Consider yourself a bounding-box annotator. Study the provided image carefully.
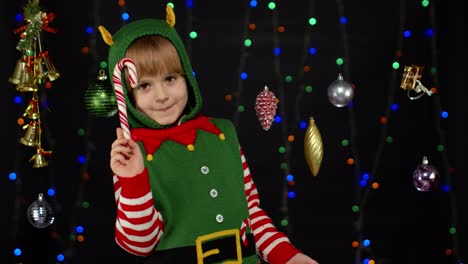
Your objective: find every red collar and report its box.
[131,115,222,154]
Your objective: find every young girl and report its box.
[103,5,319,264]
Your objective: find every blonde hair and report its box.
[124,35,185,92]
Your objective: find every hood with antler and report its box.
[99,5,202,129]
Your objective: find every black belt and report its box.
[136,233,256,264]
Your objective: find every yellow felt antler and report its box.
[98,25,114,46]
[166,5,175,27]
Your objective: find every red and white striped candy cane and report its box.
[112,58,138,139]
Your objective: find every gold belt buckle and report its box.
[195,229,242,264]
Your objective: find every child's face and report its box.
[132,71,188,126]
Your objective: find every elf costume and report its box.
[102,5,304,264]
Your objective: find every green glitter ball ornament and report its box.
[84,70,117,118]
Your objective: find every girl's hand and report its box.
[286,253,319,264]
[110,128,144,177]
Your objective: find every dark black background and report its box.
[1,0,465,263]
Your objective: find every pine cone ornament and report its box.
[255,86,277,131]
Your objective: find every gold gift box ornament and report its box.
[400,65,433,100]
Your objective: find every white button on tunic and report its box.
[201,166,210,174]
[216,214,224,223]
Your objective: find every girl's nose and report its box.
[153,85,168,102]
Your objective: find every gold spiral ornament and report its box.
[304,117,323,176]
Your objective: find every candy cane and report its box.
[112,58,138,139]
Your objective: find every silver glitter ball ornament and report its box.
[327,73,354,107]
[27,193,55,228]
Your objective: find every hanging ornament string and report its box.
[112,57,138,139]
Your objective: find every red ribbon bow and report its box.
[13,12,57,35]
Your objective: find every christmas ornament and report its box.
[327,73,354,107]
[36,51,60,82]
[10,0,56,168]
[400,65,432,100]
[304,117,323,176]
[20,121,40,147]
[29,147,52,168]
[412,156,439,192]
[14,57,38,92]
[9,57,29,86]
[27,193,55,228]
[254,86,277,131]
[23,92,40,120]
[84,69,117,118]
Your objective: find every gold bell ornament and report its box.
[23,92,40,120]
[8,58,27,85]
[304,117,323,176]
[39,51,60,82]
[20,121,40,147]
[33,56,46,82]
[15,59,38,92]
[29,147,52,168]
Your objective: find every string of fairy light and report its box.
[229,1,252,126]
[269,1,320,234]
[349,1,460,263]
[56,0,120,259]
[269,1,293,234]
[425,2,459,261]
[332,0,366,262]
[286,0,320,232]
[350,0,407,261]
[225,0,321,235]
[183,0,194,58]
[334,0,361,205]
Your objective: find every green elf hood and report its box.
[103,14,202,129]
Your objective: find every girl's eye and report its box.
[165,76,177,82]
[137,83,149,89]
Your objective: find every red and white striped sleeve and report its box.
[240,148,302,264]
[113,168,164,256]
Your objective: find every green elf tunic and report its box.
[131,116,259,263]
